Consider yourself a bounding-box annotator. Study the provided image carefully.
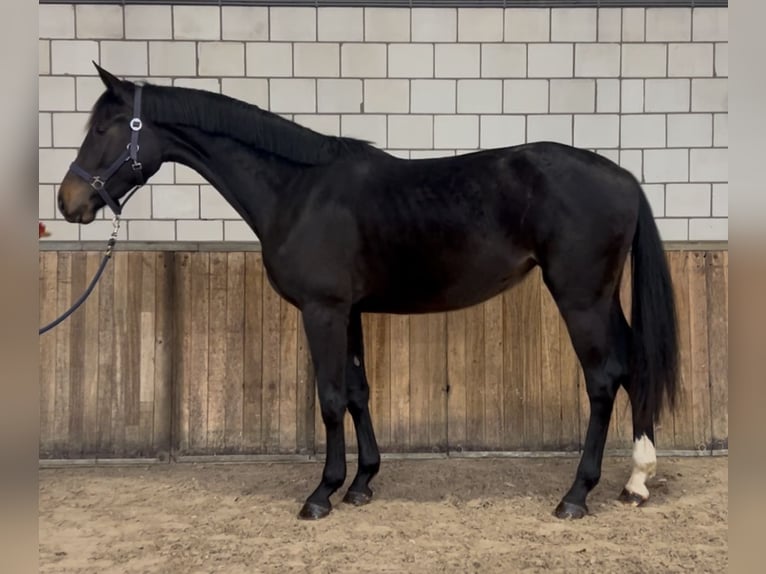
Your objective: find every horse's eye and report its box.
[95,125,107,135]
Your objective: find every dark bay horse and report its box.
[57,64,679,521]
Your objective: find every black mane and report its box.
[92,81,379,166]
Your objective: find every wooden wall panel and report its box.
[39,249,729,458]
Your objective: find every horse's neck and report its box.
[158,125,297,242]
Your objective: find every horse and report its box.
[56,63,679,521]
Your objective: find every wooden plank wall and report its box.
[38,249,728,458]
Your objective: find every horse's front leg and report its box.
[298,302,349,520]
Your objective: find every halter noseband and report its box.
[68,84,145,216]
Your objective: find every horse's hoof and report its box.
[618,488,648,507]
[343,489,372,506]
[554,500,588,519]
[298,502,331,520]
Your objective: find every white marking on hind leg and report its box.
[624,434,657,500]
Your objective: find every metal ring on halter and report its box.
[91,176,105,190]
[130,118,143,131]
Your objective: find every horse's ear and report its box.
[93,61,128,98]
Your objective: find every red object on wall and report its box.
[39,222,51,238]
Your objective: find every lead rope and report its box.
[38,215,122,335]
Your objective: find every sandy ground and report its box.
[39,455,727,574]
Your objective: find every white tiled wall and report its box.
[39,4,728,243]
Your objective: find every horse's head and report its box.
[57,63,162,224]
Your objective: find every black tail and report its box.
[630,190,680,426]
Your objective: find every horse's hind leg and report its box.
[342,309,381,505]
[553,296,630,518]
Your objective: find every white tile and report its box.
[363,80,409,113]
[221,79,269,108]
[574,115,619,148]
[481,44,526,78]
[551,8,597,42]
[642,184,665,217]
[52,113,89,148]
[714,114,728,147]
[666,183,710,217]
[293,115,340,137]
[411,80,456,114]
[597,79,620,113]
[39,77,75,112]
[412,9,456,42]
[318,8,363,42]
[693,8,728,41]
[388,115,432,149]
[75,219,127,240]
[667,114,712,148]
[128,220,176,241]
[621,115,665,148]
[246,43,292,77]
[39,5,74,39]
[712,184,728,217]
[575,44,620,78]
[621,80,644,113]
[149,42,196,76]
[622,8,645,42]
[458,8,503,42]
[411,150,454,159]
[480,115,526,149]
[51,41,99,75]
[668,43,714,78]
[598,8,621,42]
[689,218,727,241]
[656,218,688,241]
[715,43,728,78]
[505,8,549,42]
[691,79,728,112]
[503,80,548,114]
[435,44,480,78]
[645,79,690,112]
[173,78,220,93]
[646,8,691,41]
[387,149,411,159]
[622,44,667,78]
[317,79,362,113]
[177,221,223,242]
[434,116,479,149]
[549,79,595,113]
[528,44,573,78]
[690,148,727,182]
[148,163,175,185]
[389,45,433,78]
[342,44,387,78]
[38,220,79,241]
[644,149,689,183]
[76,77,105,112]
[76,4,123,39]
[195,194,238,228]
[270,79,316,113]
[198,43,245,77]
[597,149,620,164]
[457,80,502,114]
[125,6,172,40]
[174,164,207,185]
[39,113,52,148]
[527,115,572,145]
[620,150,644,184]
[39,186,55,220]
[101,41,149,77]
[341,115,386,147]
[365,8,409,42]
[152,185,199,219]
[39,148,76,184]
[173,6,220,40]
[119,186,152,220]
[294,43,340,78]
[39,40,50,75]
[222,7,268,41]
[224,221,258,242]
[270,7,316,41]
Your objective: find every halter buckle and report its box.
[90,176,105,190]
